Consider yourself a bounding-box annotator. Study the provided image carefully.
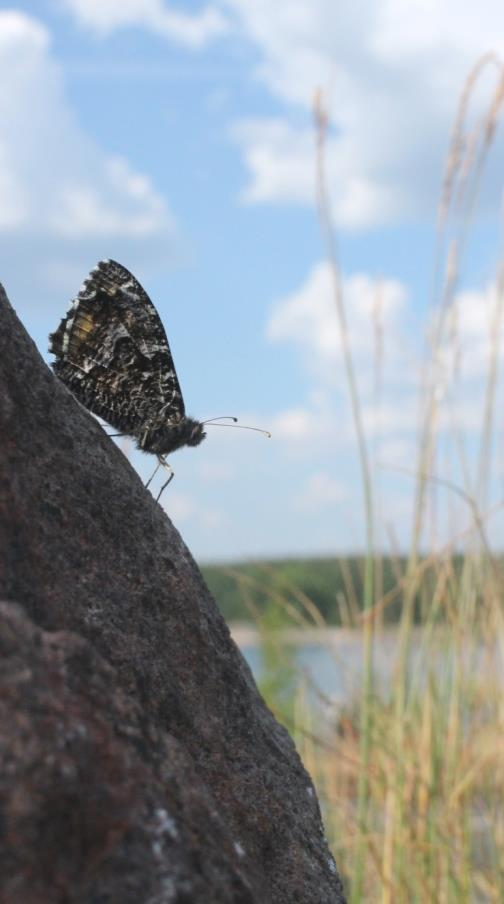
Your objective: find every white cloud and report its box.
[232,120,315,206]
[372,0,504,61]
[361,402,420,437]
[271,407,322,441]
[232,118,407,229]
[0,11,171,239]
[439,283,504,380]
[265,262,422,463]
[64,0,228,48]
[294,472,346,511]
[267,260,411,385]
[269,404,337,448]
[374,437,416,469]
[226,0,504,227]
[266,262,504,480]
[50,158,167,238]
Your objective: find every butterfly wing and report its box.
[49,259,185,437]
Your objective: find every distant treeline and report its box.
[201,556,467,625]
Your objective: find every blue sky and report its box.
[1,1,503,561]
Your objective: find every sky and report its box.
[1,1,504,561]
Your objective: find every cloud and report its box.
[294,472,346,511]
[268,403,343,453]
[265,261,421,461]
[0,10,172,239]
[232,118,407,229]
[63,0,228,48]
[49,159,167,238]
[271,407,325,441]
[437,283,504,381]
[265,261,504,477]
[374,437,417,470]
[267,260,411,386]
[226,0,504,227]
[232,120,316,207]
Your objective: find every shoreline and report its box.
[228,622,423,648]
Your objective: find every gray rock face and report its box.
[0,285,346,903]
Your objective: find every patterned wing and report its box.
[49,260,185,437]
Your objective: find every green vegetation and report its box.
[239,554,504,903]
[254,599,299,728]
[201,555,465,626]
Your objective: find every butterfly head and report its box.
[141,416,206,456]
[184,417,206,447]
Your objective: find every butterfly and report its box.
[49,259,206,499]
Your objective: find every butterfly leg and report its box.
[145,459,162,490]
[155,456,174,502]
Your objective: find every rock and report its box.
[0,285,346,903]
[0,602,257,904]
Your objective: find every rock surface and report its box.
[0,285,346,903]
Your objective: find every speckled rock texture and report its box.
[0,285,347,904]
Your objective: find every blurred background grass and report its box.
[201,57,504,903]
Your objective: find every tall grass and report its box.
[239,57,504,901]
[314,90,376,902]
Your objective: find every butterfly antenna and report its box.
[205,422,271,438]
[202,416,239,425]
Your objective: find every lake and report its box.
[230,624,503,707]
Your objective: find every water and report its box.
[235,627,503,707]
[240,633,397,705]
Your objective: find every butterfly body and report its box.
[49,259,206,460]
[137,416,206,456]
